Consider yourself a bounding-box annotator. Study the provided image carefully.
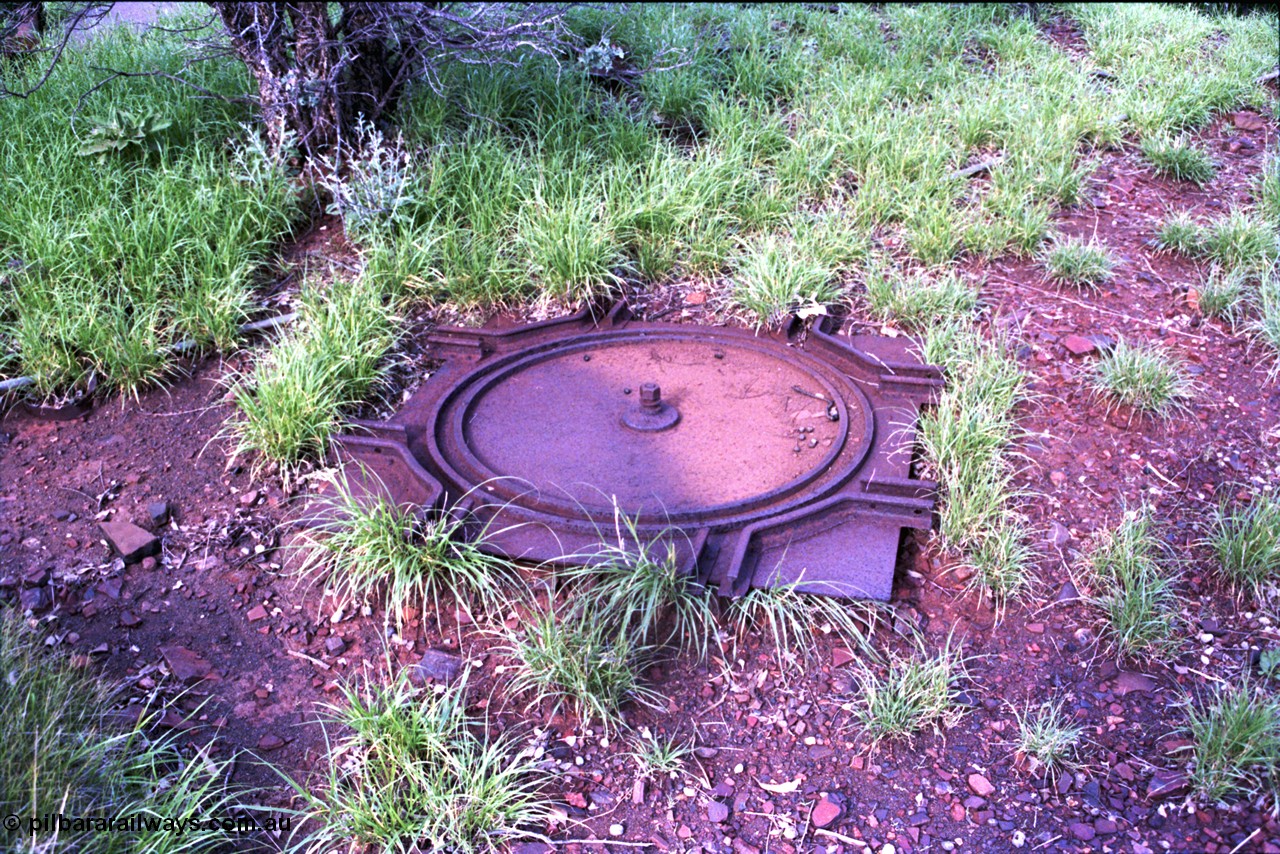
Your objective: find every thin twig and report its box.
[286,649,331,670]
[987,276,1209,342]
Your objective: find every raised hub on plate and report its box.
[622,383,679,433]
[332,304,943,601]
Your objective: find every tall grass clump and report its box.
[732,233,840,329]
[1084,506,1178,658]
[1196,265,1249,326]
[848,632,971,745]
[297,470,520,623]
[1183,680,1280,807]
[227,279,397,472]
[1254,270,1280,370]
[1207,492,1280,600]
[1013,700,1086,782]
[1141,135,1216,185]
[864,264,977,331]
[0,20,298,398]
[1042,237,1116,289]
[1089,339,1196,416]
[917,320,1028,549]
[505,610,661,737]
[0,611,246,854]
[561,511,718,661]
[289,678,555,853]
[727,581,881,673]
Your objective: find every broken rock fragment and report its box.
[99,520,160,564]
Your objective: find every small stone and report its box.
[708,801,730,823]
[247,604,269,622]
[119,610,142,628]
[1069,822,1095,841]
[1094,819,1118,835]
[19,586,51,612]
[1062,334,1097,356]
[968,774,996,797]
[239,490,261,507]
[140,556,156,572]
[413,649,463,683]
[148,501,170,525]
[257,734,285,751]
[684,291,707,306]
[1233,111,1265,131]
[98,520,160,564]
[1147,769,1190,800]
[832,647,856,667]
[1057,580,1080,602]
[1115,671,1156,695]
[1026,623,1045,634]
[53,509,72,522]
[160,645,212,684]
[609,823,624,837]
[1047,521,1071,550]
[324,636,346,655]
[811,792,847,828]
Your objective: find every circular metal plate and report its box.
[428,329,875,526]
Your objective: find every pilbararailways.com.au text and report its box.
[5,812,291,836]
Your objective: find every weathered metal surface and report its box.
[333,304,943,600]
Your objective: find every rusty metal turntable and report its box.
[334,304,943,600]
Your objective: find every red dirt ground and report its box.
[3,24,1279,854]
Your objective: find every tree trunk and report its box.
[210,2,344,158]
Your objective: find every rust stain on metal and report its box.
[333,304,943,601]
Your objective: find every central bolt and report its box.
[622,381,679,432]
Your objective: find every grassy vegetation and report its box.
[561,514,718,661]
[1013,700,1085,782]
[1207,493,1280,600]
[0,611,246,854]
[727,581,881,672]
[848,633,970,745]
[864,264,978,331]
[296,470,521,624]
[1084,507,1179,658]
[1197,265,1250,325]
[916,319,1033,609]
[227,280,399,473]
[505,610,661,738]
[0,21,298,399]
[290,678,555,853]
[1042,237,1117,288]
[1183,680,1280,807]
[1089,339,1196,416]
[628,729,695,782]
[1141,135,1216,185]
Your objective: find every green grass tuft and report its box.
[1196,265,1249,326]
[289,678,555,853]
[1013,699,1085,782]
[1207,493,1280,600]
[728,581,881,674]
[505,610,662,737]
[1084,506,1179,658]
[297,469,520,624]
[0,611,245,854]
[864,264,977,330]
[227,280,398,473]
[1089,339,1196,416]
[732,233,841,329]
[848,632,970,745]
[1183,680,1280,807]
[1141,135,1216,185]
[1155,212,1207,255]
[1043,237,1117,288]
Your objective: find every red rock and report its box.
[98,520,160,564]
[1062,335,1097,356]
[119,611,142,628]
[1233,111,1265,131]
[832,647,856,667]
[967,773,995,797]
[685,291,707,306]
[1069,821,1096,841]
[160,645,212,684]
[257,734,285,751]
[811,793,846,828]
[247,604,268,622]
[1147,769,1190,800]
[1115,671,1156,695]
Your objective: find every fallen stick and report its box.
[1257,69,1279,85]
[950,158,1000,180]
[286,649,331,671]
